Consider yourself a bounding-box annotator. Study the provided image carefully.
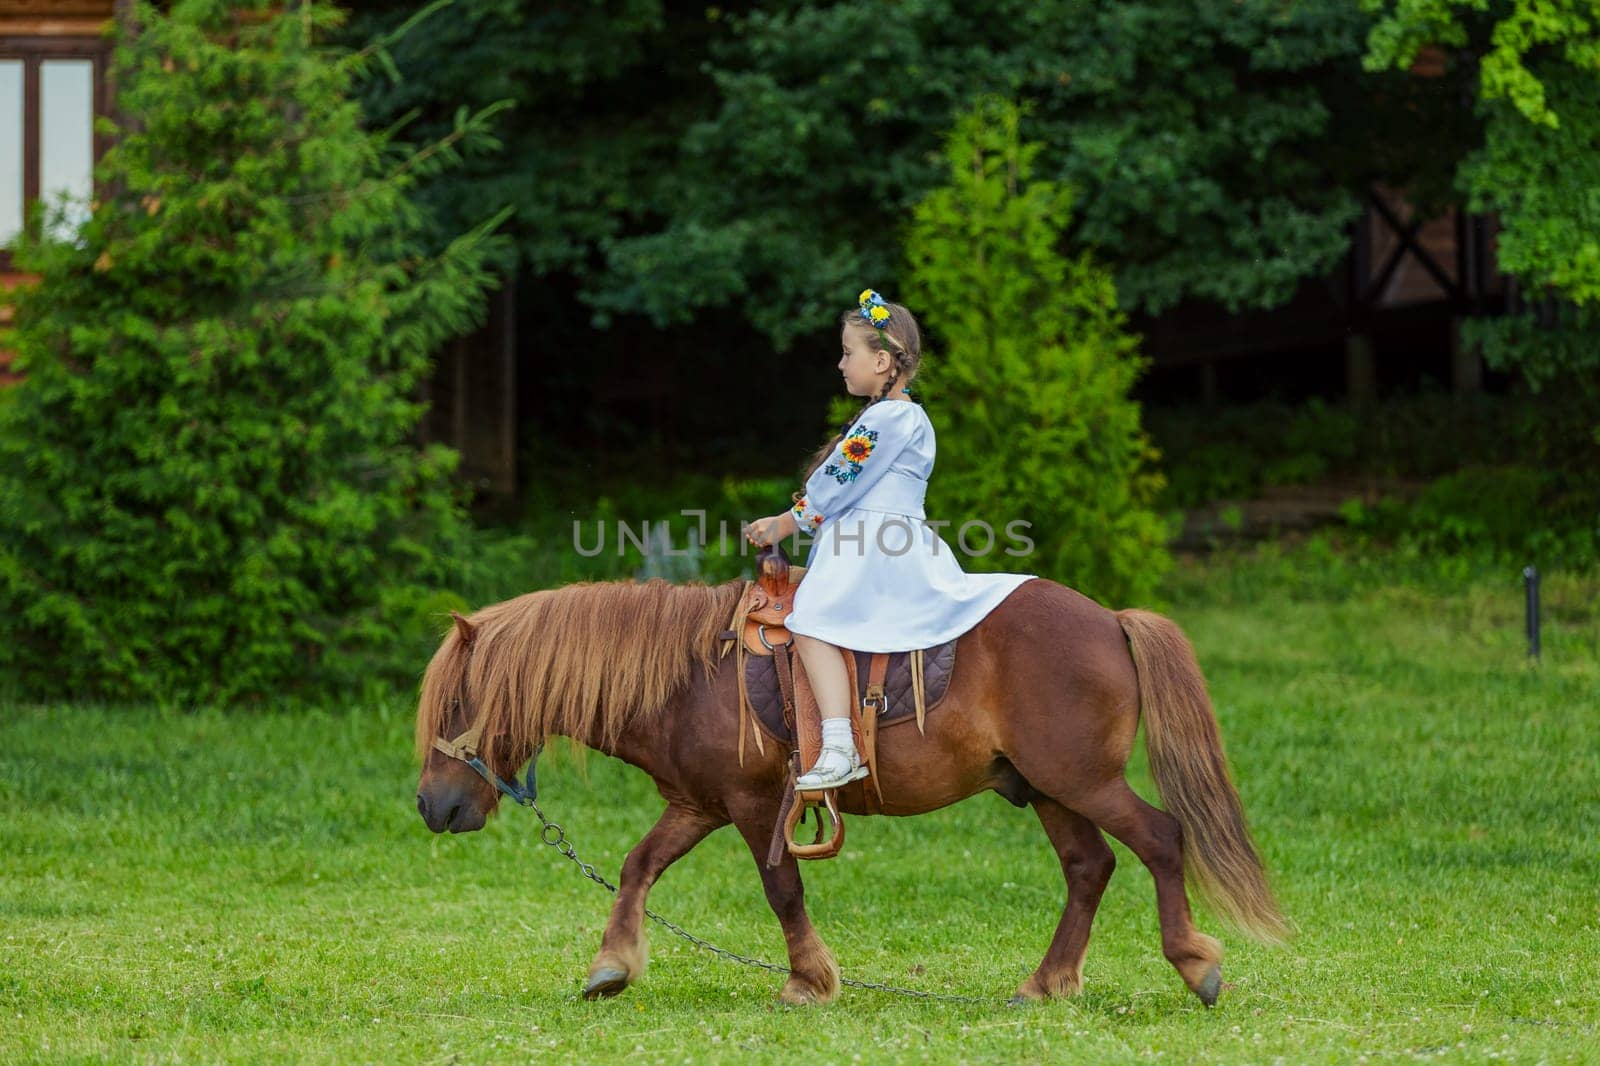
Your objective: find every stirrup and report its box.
[795,745,870,791]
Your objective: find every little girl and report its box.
[745,289,1036,790]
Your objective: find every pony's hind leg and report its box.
[1070,780,1225,1005]
[730,805,840,1005]
[584,803,725,999]
[1012,798,1116,1003]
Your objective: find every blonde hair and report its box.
[795,301,926,488]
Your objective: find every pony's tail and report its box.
[1117,608,1289,945]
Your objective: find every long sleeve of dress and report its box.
[789,401,920,531]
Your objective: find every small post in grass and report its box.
[1523,565,1541,660]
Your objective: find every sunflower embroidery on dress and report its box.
[790,496,824,529]
[824,426,879,485]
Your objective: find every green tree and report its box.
[352,1,1414,349]
[905,96,1171,607]
[1364,0,1600,380]
[593,0,1388,344]
[1363,0,1600,529]
[346,0,674,276]
[0,0,508,704]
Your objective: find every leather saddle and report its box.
[716,545,958,864]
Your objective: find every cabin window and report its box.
[0,42,109,262]
[0,61,22,245]
[40,59,96,238]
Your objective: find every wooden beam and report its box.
[22,55,37,210]
[1450,317,1482,395]
[0,19,112,35]
[0,0,114,37]
[1408,44,1447,78]
[493,278,518,494]
[1345,333,1377,410]
[1367,189,1461,304]
[0,1,114,13]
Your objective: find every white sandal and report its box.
[795,743,870,791]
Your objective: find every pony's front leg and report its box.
[730,805,841,1005]
[584,803,724,999]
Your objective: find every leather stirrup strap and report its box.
[862,652,890,805]
[911,647,926,734]
[767,751,802,868]
[772,643,798,735]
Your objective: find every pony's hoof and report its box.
[1195,964,1222,1007]
[778,981,822,1006]
[583,966,630,1000]
[1006,995,1035,1008]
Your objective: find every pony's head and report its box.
[413,579,746,834]
[413,609,526,833]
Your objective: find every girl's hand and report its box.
[744,512,797,548]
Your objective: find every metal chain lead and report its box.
[520,797,992,1004]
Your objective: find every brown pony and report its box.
[413,574,1287,1006]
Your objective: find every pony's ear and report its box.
[450,610,478,647]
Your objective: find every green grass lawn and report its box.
[3,546,1597,1064]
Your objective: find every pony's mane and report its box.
[415,577,746,760]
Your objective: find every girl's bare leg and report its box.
[790,633,867,787]
[791,633,851,720]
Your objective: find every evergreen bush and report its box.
[904,95,1172,607]
[0,0,508,704]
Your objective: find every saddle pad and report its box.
[743,640,959,745]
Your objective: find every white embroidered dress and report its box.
[783,398,1037,653]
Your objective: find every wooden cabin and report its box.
[1136,46,1508,408]
[1135,182,1505,407]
